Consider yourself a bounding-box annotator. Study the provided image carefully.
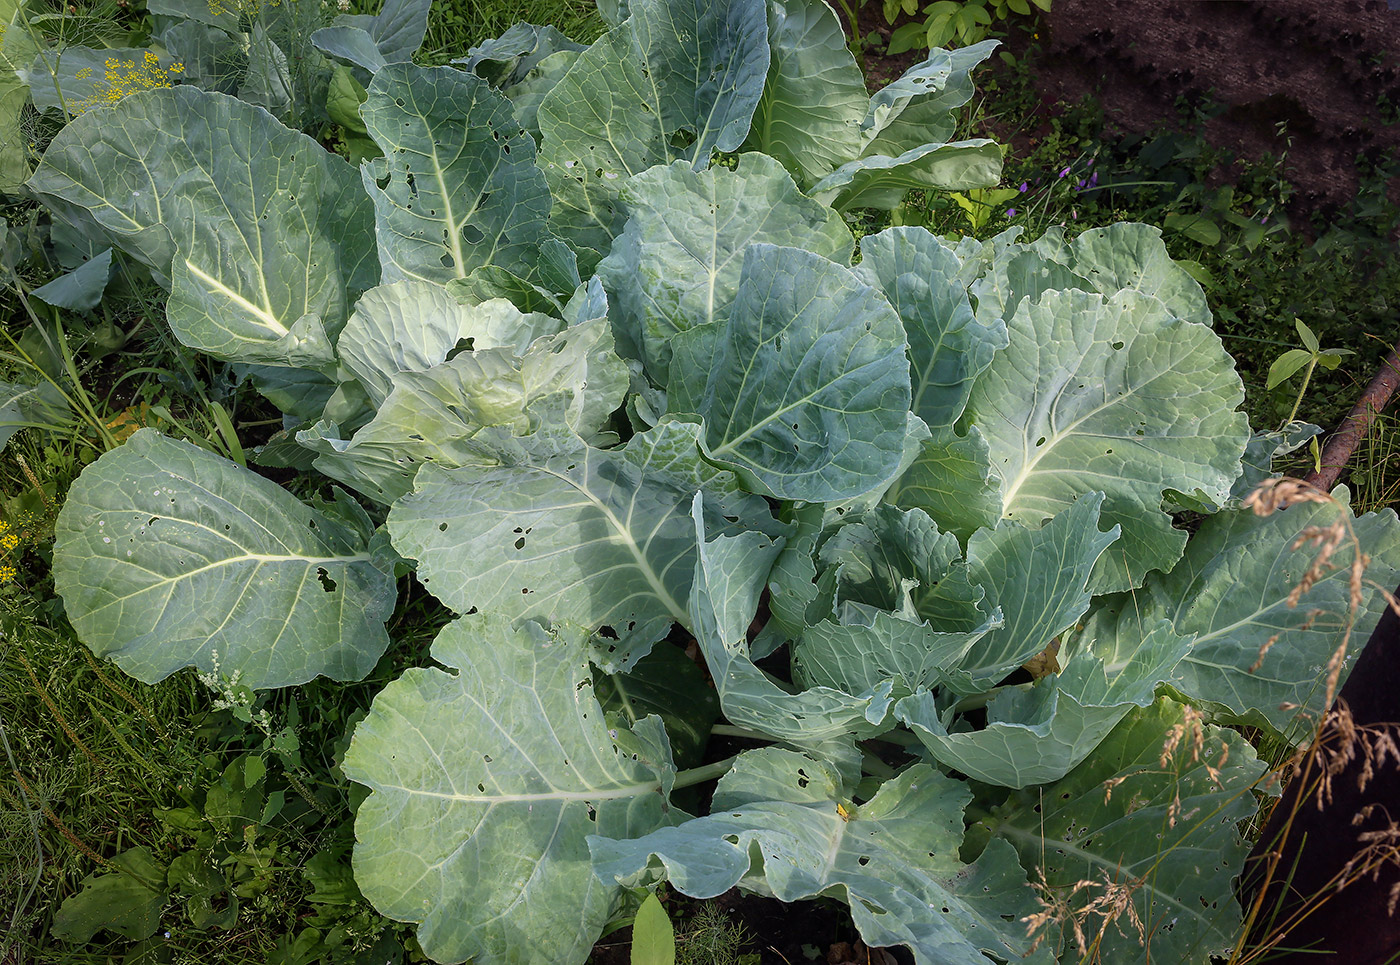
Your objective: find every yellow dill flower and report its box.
[75,67,92,79]
[0,532,17,552]
[0,565,14,583]
[72,53,185,115]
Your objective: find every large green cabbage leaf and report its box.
[360,64,555,286]
[687,244,911,502]
[1077,492,1400,740]
[985,699,1267,963]
[53,429,397,688]
[856,226,1006,431]
[596,153,853,382]
[743,0,866,186]
[27,87,377,369]
[942,492,1119,691]
[591,748,1051,965]
[967,288,1248,592]
[343,612,677,965]
[389,423,779,671]
[898,621,1193,787]
[537,0,770,267]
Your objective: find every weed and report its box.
[676,901,755,965]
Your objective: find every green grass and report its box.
[416,0,603,61]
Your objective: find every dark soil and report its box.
[1019,0,1400,225]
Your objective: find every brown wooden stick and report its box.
[1304,340,1400,492]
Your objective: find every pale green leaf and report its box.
[988,699,1266,964]
[53,430,397,688]
[28,87,377,368]
[967,224,1210,328]
[859,43,995,158]
[537,0,770,267]
[29,248,112,311]
[344,613,675,965]
[305,316,626,504]
[326,64,368,134]
[743,0,866,186]
[1227,421,1321,506]
[631,893,676,965]
[310,0,430,72]
[388,423,777,669]
[688,498,894,745]
[886,423,1000,544]
[944,492,1119,692]
[1067,223,1212,326]
[591,750,1050,965]
[361,64,554,286]
[793,598,1000,698]
[899,621,1192,787]
[810,138,1002,212]
[970,288,1248,592]
[597,154,853,381]
[336,281,562,407]
[1265,348,1312,390]
[459,22,586,88]
[1294,317,1319,353]
[696,244,911,502]
[856,226,1006,430]
[1077,494,1400,740]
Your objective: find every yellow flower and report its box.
[0,565,15,583]
[72,52,185,114]
[75,66,92,79]
[0,532,18,552]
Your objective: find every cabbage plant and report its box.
[28,0,1400,962]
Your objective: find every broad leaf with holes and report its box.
[968,288,1248,592]
[596,153,853,381]
[302,315,627,504]
[53,430,396,688]
[344,613,676,965]
[389,422,779,670]
[537,0,770,267]
[361,64,555,286]
[591,749,1051,965]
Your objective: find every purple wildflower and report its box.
[1088,171,1098,188]
[1019,181,1029,192]
[1058,166,1071,178]
[1006,208,1017,217]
